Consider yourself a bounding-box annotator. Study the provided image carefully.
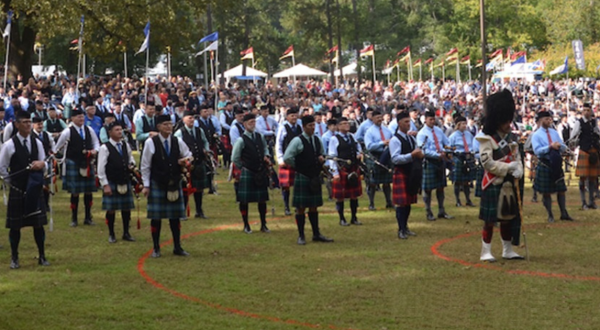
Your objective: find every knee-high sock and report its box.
[169,219,182,251]
[336,201,345,220]
[589,179,597,205]
[557,193,568,217]
[464,185,472,203]
[482,223,494,244]
[542,195,554,218]
[454,185,461,204]
[295,213,306,238]
[183,193,190,210]
[239,203,249,227]
[395,207,406,231]
[308,211,320,237]
[122,211,131,235]
[234,182,239,199]
[282,189,290,209]
[436,189,446,214]
[350,199,359,218]
[193,192,203,214]
[84,193,93,220]
[9,229,20,259]
[150,220,161,251]
[33,227,45,257]
[500,222,512,241]
[405,205,412,228]
[382,184,392,205]
[423,190,432,212]
[258,202,267,226]
[70,195,79,221]
[367,185,375,206]
[106,212,116,236]
[579,180,587,205]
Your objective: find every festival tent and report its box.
[223,64,268,79]
[334,62,366,77]
[273,63,327,78]
[492,63,544,82]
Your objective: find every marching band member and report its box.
[256,105,278,159]
[571,102,600,210]
[321,118,338,200]
[32,115,54,209]
[448,115,475,207]
[364,110,394,210]
[276,107,303,216]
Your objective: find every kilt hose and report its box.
[62,159,98,194]
[278,165,296,188]
[534,162,567,194]
[292,172,323,208]
[237,168,269,204]
[451,155,475,184]
[6,186,47,229]
[365,157,392,185]
[475,164,484,198]
[332,168,362,200]
[422,158,447,191]
[392,167,417,207]
[102,182,135,211]
[576,149,600,177]
[147,180,185,220]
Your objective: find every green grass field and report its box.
[1,168,600,330]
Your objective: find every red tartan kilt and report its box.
[210,145,219,158]
[332,168,362,199]
[221,135,232,152]
[278,165,295,188]
[232,163,242,182]
[393,167,417,206]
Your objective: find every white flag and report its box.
[2,11,12,38]
[135,22,150,56]
[195,40,218,57]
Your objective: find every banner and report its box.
[572,40,585,70]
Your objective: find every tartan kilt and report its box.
[451,156,475,183]
[292,172,323,208]
[220,135,232,153]
[332,168,362,200]
[278,165,296,188]
[479,182,524,223]
[102,182,135,211]
[475,164,484,197]
[534,162,567,194]
[191,162,207,190]
[62,159,98,194]
[147,180,185,220]
[422,159,447,191]
[231,163,242,182]
[575,149,600,177]
[365,157,393,184]
[392,167,417,207]
[237,168,270,203]
[5,187,47,229]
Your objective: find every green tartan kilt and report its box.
[102,182,135,211]
[475,164,484,197]
[237,168,269,204]
[190,162,206,190]
[479,181,524,224]
[533,163,566,194]
[292,172,323,208]
[422,159,447,191]
[147,180,185,220]
[62,159,98,194]
[366,157,393,184]
[451,156,475,183]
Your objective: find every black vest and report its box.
[45,119,63,133]
[113,113,127,128]
[9,135,39,190]
[198,117,216,139]
[180,126,206,164]
[335,134,358,168]
[222,111,234,135]
[105,142,130,184]
[142,116,157,133]
[150,135,181,189]
[393,132,415,173]
[35,131,51,156]
[283,124,301,154]
[234,122,245,138]
[241,133,265,173]
[578,118,596,152]
[561,123,570,143]
[295,135,322,179]
[66,126,92,163]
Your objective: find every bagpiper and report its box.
[276,107,303,215]
[448,115,476,207]
[571,102,600,209]
[364,110,394,210]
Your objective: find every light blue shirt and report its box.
[448,130,474,154]
[365,124,392,154]
[113,112,132,131]
[390,130,415,165]
[314,122,327,138]
[135,115,156,142]
[321,130,335,152]
[532,126,566,159]
[327,132,362,176]
[388,119,398,134]
[256,115,278,138]
[229,120,244,146]
[219,110,233,131]
[355,119,373,143]
[416,125,449,159]
[210,115,222,136]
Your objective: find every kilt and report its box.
[237,168,270,203]
[191,162,207,190]
[479,181,523,223]
[534,162,567,194]
[451,155,475,183]
[6,186,47,229]
[332,168,362,200]
[278,165,296,188]
[147,180,185,220]
[422,159,447,191]
[575,149,600,177]
[365,157,393,185]
[220,135,232,153]
[474,164,484,197]
[62,159,98,194]
[102,182,135,211]
[392,168,417,207]
[292,172,323,208]
[528,155,537,181]
[231,163,242,182]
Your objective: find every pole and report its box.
[3,28,9,90]
[468,60,472,81]
[480,0,487,111]
[252,56,256,86]
[431,62,434,81]
[419,63,422,81]
[76,44,81,81]
[292,53,296,86]
[214,43,219,111]
[124,51,128,78]
[83,54,86,78]
[335,50,340,88]
[409,54,413,81]
[371,54,376,85]
[167,48,171,79]
[387,72,390,86]
[38,46,42,66]
[210,53,214,85]
[442,63,445,81]
[144,38,149,107]
[204,42,208,87]
[396,63,400,83]
[456,60,460,83]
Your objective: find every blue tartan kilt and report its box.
[292,172,323,208]
[147,180,185,220]
[422,159,447,191]
[102,182,135,211]
[534,162,567,194]
[365,157,393,184]
[278,165,296,188]
[451,156,475,183]
[237,168,270,204]
[62,159,98,194]
[475,164,484,197]
[393,168,417,207]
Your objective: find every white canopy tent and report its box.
[334,62,365,77]
[492,63,544,82]
[273,63,327,78]
[223,64,268,79]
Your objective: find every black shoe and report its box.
[405,229,417,236]
[339,218,349,226]
[312,234,334,243]
[368,205,376,211]
[560,215,574,221]
[350,217,362,225]
[243,225,252,234]
[10,259,19,269]
[427,212,436,221]
[456,202,463,207]
[465,201,475,207]
[83,218,95,226]
[151,249,161,258]
[589,203,598,210]
[70,221,78,227]
[173,249,190,256]
[195,211,208,219]
[260,225,270,233]
[108,235,117,244]
[398,231,408,239]
[531,197,538,203]
[438,212,454,219]
[38,256,50,266]
[385,204,394,209]
[284,208,292,216]
[548,217,555,223]
[122,233,136,242]
[582,204,590,210]
[297,237,306,245]
[208,189,216,195]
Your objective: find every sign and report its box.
[572,40,585,70]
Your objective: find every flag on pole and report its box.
[475,60,483,68]
[195,40,218,57]
[326,45,338,54]
[198,32,219,44]
[486,62,495,71]
[70,39,78,44]
[280,45,294,60]
[2,10,12,38]
[435,60,445,68]
[531,59,546,71]
[135,21,150,56]
[511,56,526,65]
[446,48,458,58]
[489,49,503,63]
[397,46,410,57]
[77,15,85,53]
[446,56,458,65]
[549,56,568,75]
[385,59,391,69]
[413,59,422,67]
[424,58,434,65]
[399,53,410,62]
[360,45,374,57]
[460,56,470,65]
[240,47,254,60]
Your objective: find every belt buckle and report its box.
[498,139,508,149]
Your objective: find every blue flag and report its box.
[511,56,526,65]
[3,10,12,38]
[199,32,218,44]
[135,21,150,55]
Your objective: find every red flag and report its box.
[446,48,458,56]
[280,45,294,59]
[424,58,434,65]
[70,39,79,44]
[240,47,253,56]
[489,49,503,58]
[326,45,338,54]
[385,59,391,69]
[397,46,410,57]
[360,45,374,56]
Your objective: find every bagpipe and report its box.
[325,156,361,187]
[363,152,393,173]
[181,159,197,217]
[265,157,280,189]
[407,136,427,195]
[212,133,226,155]
[128,165,144,229]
